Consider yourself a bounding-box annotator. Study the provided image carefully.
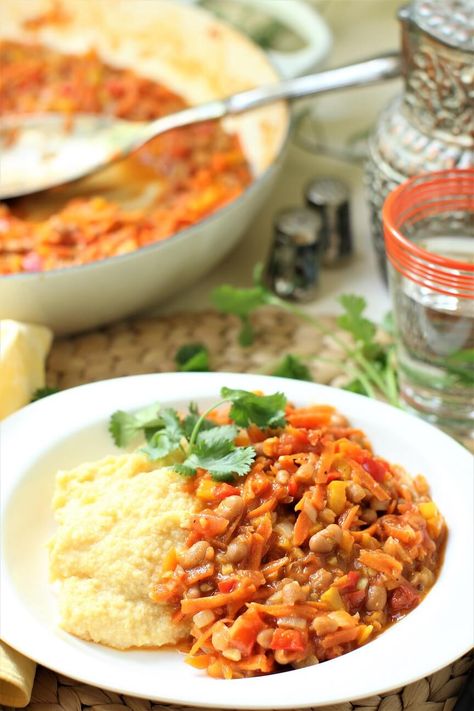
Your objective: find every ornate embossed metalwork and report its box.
[364,0,474,279]
[403,37,474,139]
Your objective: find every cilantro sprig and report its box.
[212,266,401,407]
[31,386,59,402]
[271,354,313,382]
[175,343,210,372]
[109,386,287,481]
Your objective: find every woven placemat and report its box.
[45,309,352,391]
[17,308,474,711]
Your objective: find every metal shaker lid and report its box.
[305,178,352,266]
[305,178,350,208]
[275,207,322,244]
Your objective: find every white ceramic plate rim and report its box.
[1,372,473,709]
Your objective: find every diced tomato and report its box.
[337,571,360,592]
[278,428,310,454]
[214,483,240,500]
[327,471,341,483]
[360,457,387,483]
[344,589,366,611]
[228,609,265,655]
[287,478,299,497]
[218,577,237,594]
[389,584,420,613]
[270,628,306,653]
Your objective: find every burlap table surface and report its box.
[3,308,472,711]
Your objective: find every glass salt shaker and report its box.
[366,0,474,279]
[383,168,474,440]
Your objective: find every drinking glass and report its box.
[383,169,474,440]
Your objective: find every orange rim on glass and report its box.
[383,169,474,299]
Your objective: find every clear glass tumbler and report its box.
[383,169,474,440]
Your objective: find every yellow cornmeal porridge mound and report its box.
[49,452,199,649]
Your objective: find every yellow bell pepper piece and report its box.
[340,529,354,554]
[196,478,216,501]
[357,624,374,645]
[427,516,443,539]
[320,586,345,611]
[419,502,437,520]
[327,480,347,515]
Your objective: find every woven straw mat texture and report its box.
[11,308,473,711]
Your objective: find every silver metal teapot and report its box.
[365,0,474,277]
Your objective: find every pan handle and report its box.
[226,52,401,114]
[233,0,332,78]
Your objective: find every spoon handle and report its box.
[227,52,401,113]
[136,53,401,149]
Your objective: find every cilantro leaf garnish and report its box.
[174,463,198,478]
[183,447,256,482]
[271,354,312,382]
[175,343,210,372]
[140,409,184,460]
[180,437,256,482]
[109,402,162,447]
[220,387,287,428]
[196,425,238,448]
[109,387,286,481]
[182,402,217,439]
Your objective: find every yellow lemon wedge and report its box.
[0,320,53,420]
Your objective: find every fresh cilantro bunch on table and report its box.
[109,387,287,482]
[174,343,210,372]
[212,265,400,407]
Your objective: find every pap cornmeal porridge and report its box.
[48,452,199,649]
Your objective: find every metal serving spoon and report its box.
[0,53,400,200]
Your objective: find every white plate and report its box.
[1,372,473,709]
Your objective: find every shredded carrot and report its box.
[248,533,265,570]
[311,483,327,511]
[236,654,274,673]
[260,556,289,580]
[185,653,214,669]
[351,521,380,541]
[287,406,335,429]
[315,445,335,483]
[358,550,403,578]
[251,602,324,619]
[340,505,360,530]
[248,496,278,518]
[320,626,360,649]
[181,584,256,615]
[381,519,417,544]
[293,510,313,546]
[352,463,390,501]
